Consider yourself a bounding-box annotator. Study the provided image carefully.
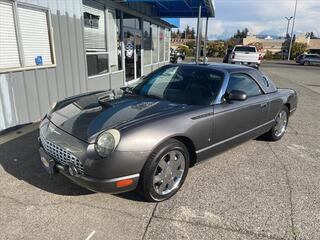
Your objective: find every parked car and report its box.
[39,63,297,202]
[228,45,263,68]
[296,54,320,65]
[170,48,185,63]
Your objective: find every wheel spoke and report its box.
[158,158,167,170]
[158,180,168,192]
[169,151,176,161]
[167,178,175,190]
[173,168,184,178]
[153,172,164,184]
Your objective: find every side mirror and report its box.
[226,90,247,101]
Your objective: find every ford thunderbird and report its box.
[39,63,297,201]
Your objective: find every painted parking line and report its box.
[0,122,39,145]
[85,230,96,240]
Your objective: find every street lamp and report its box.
[285,16,293,38]
[288,0,298,60]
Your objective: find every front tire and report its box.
[138,139,190,202]
[263,106,289,141]
[304,61,310,66]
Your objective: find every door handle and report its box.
[260,103,267,108]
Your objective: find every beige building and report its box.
[243,34,320,55]
[296,35,320,53]
[243,35,288,55]
[171,38,195,50]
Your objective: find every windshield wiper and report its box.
[120,86,134,94]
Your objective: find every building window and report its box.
[0,1,55,72]
[165,29,170,61]
[159,28,165,62]
[143,21,151,65]
[108,9,122,72]
[83,3,108,76]
[84,12,100,29]
[123,12,140,29]
[86,52,109,76]
[151,24,158,64]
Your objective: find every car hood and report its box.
[49,91,185,143]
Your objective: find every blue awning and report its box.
[161,18,180,28]
[124,0,215,18]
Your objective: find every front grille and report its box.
[40,135,84,174]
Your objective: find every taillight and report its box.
[231,53,235,59]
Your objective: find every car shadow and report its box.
[0,129,144,201]
[0,130,92,196]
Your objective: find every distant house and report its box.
[171,38,195,50]
[243,35,289,57]
[243,34,320,56]
[295,35,320,54]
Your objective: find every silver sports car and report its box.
[39,63,298,201]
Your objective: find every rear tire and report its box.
[138,139,189,202]
[262,106,289,141]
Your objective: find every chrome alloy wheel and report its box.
[153,150,186,195]
[274,110,288,137]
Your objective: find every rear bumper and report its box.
[232,61,260,66]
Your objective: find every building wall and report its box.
[243,35,287,55]
[0,0,171,131]
[0,0,87,131]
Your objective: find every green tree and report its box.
[177,45,190,55]
[176,29,180,37]
[171,31,177,38]
[224,37,240,49]
[305,32,317,39]
[190,28,195,39]
[186,41,195,50]
[264,50,273,60]
[207,41,225,57]
[233,28,249,39]
[291,42,308,59]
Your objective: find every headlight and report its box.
[95,129,120,157]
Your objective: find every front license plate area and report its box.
[39,148,56,175]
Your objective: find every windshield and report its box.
[132,65,225,105]
[234,46,256,52]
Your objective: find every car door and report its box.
[211,73,269,153]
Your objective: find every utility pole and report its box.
[285,16,293,38]
[288,0,298,60]
[195,3,202,64]
[203,17,209,63]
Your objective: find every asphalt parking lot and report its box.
[0,61,319,240]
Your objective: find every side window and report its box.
[227,73,262,97]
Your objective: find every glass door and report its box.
[124,28,141,82]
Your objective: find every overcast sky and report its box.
[177,0,320,40]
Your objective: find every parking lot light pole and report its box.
[288,0,298,61]
[195,2,202,64]
[285,16,293,38]
[203,17,209,63]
